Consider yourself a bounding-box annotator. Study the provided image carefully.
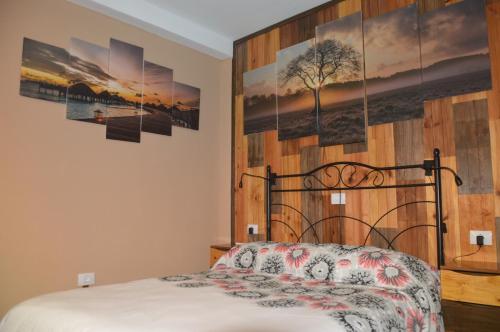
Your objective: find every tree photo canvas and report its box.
[316,11,365,147]
[277,39,317,141]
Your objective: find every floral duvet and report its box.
[0,243,442,332]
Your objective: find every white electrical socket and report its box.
[469,230,492,245]
[331,193,346,205]
[78,273,95,287]
[248,224,259,234]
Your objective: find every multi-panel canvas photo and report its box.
[105,39,144,143]
[420,0,491,100]
[66,38,109,124]
[316,12,365,147]
[364,4,423,126]
[243,63,277,135]
[141,61,173,136]
[277,39,317,141]
[20,38,70,103]
[172,82,200,130]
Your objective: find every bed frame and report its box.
[240,148,462,269]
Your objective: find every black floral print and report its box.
[160,275,192,282]
[241,274,272,282]
[347,294,386,310]
[342,270,375,285]
[176,282,211,288]
[322,287,362,297]
[329,310,378,332]
[399,255,429,283]
[384,317,405,332]
[331,245,363,256]
[226,290,268,299]
[234,247,258,268]
[257,298,304,308]
[404,285,431,313]
[304,254,336,280]
[205,273,232,280]
[279,286,313,295]
[252,280,281,289]
[260,254,285,274]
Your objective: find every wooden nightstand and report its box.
[441,261,500,307]
[209,244,231,267]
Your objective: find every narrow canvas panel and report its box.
[316,11,365,147]
[20,37,70,103]
[420,0,492,100]
[105,38,144,143]
[66,38,109,124]
[364,4,423,126]
[141,61,173,136]
[172,82,200,130]
[243,63,277,135]
[277,38,317,141]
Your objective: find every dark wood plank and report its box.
[233,42,247,96]
[343,142,368,155]
[300,145,323,243]
[247,133,264,168]
[453,100,493,194]
[442,300,500,332]
[279,14,317,50]
[393,119,424,181]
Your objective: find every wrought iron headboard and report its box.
[239,148,462,269]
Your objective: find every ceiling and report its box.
[69,0,331,59]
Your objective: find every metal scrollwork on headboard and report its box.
[238,148,463,269]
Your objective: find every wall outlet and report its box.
[331,193,346,205]
[469,230,492,245]
[78,273,95,287]
[248,224,259,234]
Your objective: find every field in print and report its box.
[243,63,277,135]
[364,4,422,126]
[316,11,365,147]
[420,0,491,99]
[277,39,317,141]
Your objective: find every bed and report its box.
[0,242,442,332]
[0,149,459,331]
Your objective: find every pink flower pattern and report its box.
[285,246,310,268]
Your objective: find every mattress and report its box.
[0,243,443,332]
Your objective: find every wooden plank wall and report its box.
[232,0,500,266]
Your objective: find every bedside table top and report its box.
[442,260,500,275]
[210,244,232,251]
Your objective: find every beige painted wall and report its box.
[0,0,232,317]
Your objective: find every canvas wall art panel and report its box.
[141,61,173,136]
[316,11,365,147]
[277,38,317,141]
[364,3,423,126]
[105,38,144,143]
[172,82,200,130]
[243,63,277,135]
[20,38,70,103]
[420,0,491,100]
[66,38,110,124]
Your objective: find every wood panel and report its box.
[442,300,500,332]
[441,270,500,306]
[453,99,493,195]
[232,0,500,268]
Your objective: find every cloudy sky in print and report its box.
[420,0,489,68]
[67,38,111,93]
[143,61,173,107]
[108,38,144,104]
[277,38,315,95]
[364,4,420,79]
[174,82,200,109]
[20,38,71,86]
[316,11,363,84]
[243,63,276,99]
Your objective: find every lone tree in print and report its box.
[279,39,362,112]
